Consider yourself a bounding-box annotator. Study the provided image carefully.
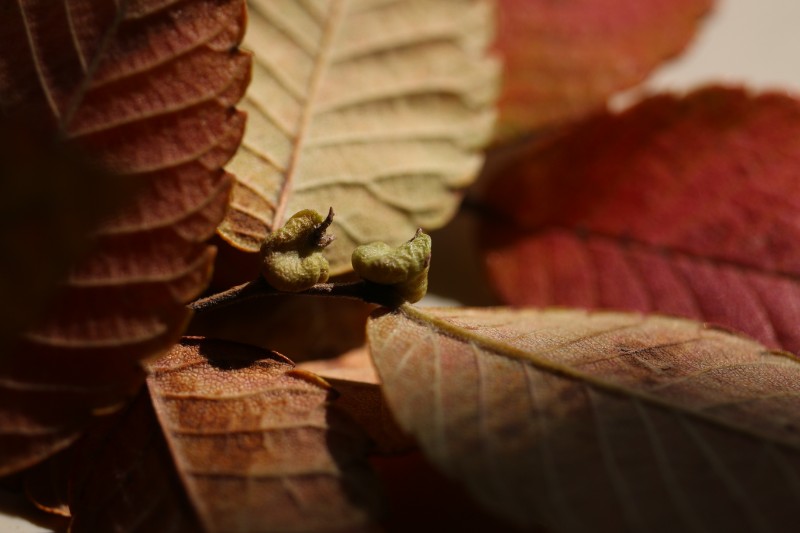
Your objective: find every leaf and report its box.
[481,88,800,353]
[187,294,373,362]
[68,392,202,533]
[368,305,800,531]
[23,446,72,518]
[298,346,416,455]
[0,0,250,473]
[218,0,499,274]
[493,0,713,139]
[298,345,380,384]
[146,337,383,532]
[0,120,124,352]
[371,451,532,532]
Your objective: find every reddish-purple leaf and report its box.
[0,0,250,474]
[494,0,713,139]
[481,87,800,352]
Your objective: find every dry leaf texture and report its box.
[0,0,250,473]
[494,0,712,138]
[219,0,499,274]
[147,338,382,532]
[482,88,800,354]
[69,393,202,532]
[369,305,800,532]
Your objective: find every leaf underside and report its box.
[369,305,800,532]
[0,0,250,474]
[146,338,382,532]
[482,87,800,354]
[218,0,499,274]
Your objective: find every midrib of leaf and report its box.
[399,305,800,452]
[60,0,130,135]
[271,0,346,230]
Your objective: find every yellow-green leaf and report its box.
[368,305,800,531]
[219,0,499,274]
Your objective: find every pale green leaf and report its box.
[219,0,499,274]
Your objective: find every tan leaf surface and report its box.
[219,0,499,274]
[146,337,382,532]
[369,305,800,532]
[0,0,250,474]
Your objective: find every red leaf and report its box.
[494,0,713,139]
[482,87,800,353]
[0,0,250,474]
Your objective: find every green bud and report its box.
[351,229,431,303]
[260,209,334,292]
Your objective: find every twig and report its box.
[188,276,404,313]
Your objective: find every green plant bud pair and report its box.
[352,229,432,303]
[259,209,334,292]
[261,209,431,303]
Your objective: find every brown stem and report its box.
[188,276,404,313]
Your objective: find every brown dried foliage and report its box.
[369,305,800,531]
[146,338,382,532]
[0,0,250,474]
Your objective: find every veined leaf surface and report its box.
[146,338,382,532]
[369,305,800,531]
[0,0,250,474]
[219,0,499,274]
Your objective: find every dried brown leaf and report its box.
[187,294,373,362]
[298,346,379,384]
[218,0,499,274]
[69,392,201,533]
[298,347,413,454]
[0,0,250,473]
[0,121,124,353]
[146,337,383,532]
[369,305,800,532]
[372,451,531,532]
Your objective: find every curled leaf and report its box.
[260,208,333,291]
[369,305,800,531]
[352,230,432,303]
